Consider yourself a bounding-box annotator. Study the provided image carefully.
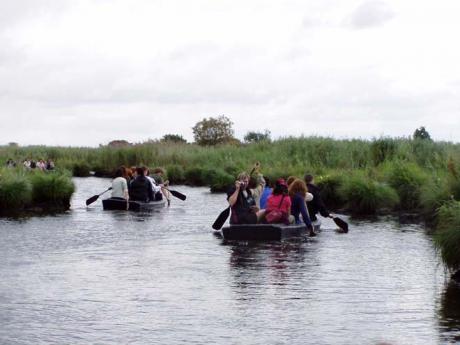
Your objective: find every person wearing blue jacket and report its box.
[288,178,316,236]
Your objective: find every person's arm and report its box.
[147,180,154,201]
[228,182,241,207]
[298,195,312,227]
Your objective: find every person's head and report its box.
[286,176,296,187]
[142,166,150,176]
[136,167,145,177]
[237,172,250,189]
[273,178,288,195]
[119,165,127,178]
[114,168,124,178]
[304,174,314,184]
[153,167,165,176]
[288,178,308,198]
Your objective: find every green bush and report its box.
[385,162,427,210]
[0,170,32,209]
[29,171,75,206]
[208,169,234,193]
[371,138,397,165]
[419,177,452,219]
[184,167,207,186]
[316,173,345,209]
[165,164,185,184]
[73,162,91,177]
[338,172,399,215]
[434,201,460,273]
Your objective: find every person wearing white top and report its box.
[111,168,129,201]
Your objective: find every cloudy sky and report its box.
[0,0,459,146]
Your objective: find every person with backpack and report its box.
[265,179,292,224]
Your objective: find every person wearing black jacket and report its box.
[129,167,154,202]
[304,174,331,222]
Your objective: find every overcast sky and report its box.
[0,0,459,146]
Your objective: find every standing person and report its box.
[227,172,265,224]
[288,179,316,236]
[259,176,272,209]
[111,167,129,209]
[129,167,154,202]
[265,179,292,224]
[304,174,332,228]
[46,159,55,170]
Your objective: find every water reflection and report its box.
[439,279,460,343]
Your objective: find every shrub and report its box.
[29,171,75,207]
[419,177,452,219]
[338,172,399,215]
[73,162,91,177]
[316,173,345,210]
[0,170,32,209]
[208,169,234,193]
[165,164,185,184]
[385,162,427,210]
[434,201,460,273]
[370,138,397,165]
[184,167,207,186]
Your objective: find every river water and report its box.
[0,177,459,345]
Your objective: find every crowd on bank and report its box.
[226,168,333,237]
[6,158,55,171]
[110,166,171,206]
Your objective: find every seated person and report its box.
[288,178,316,236]
[265,178,292,224]
[227,172,265,224]
[129,167,154,202]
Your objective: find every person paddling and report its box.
[304,174,334,228]
[227,172,265,224]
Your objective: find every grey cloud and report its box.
[345,1,394,29]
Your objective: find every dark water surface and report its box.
[0,177,459,344]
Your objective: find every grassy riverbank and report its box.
[0,168,74,214]
[1,137,460,216]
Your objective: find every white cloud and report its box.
[0,0,459,146]
[345,1,395,29]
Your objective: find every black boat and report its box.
[102,197,166,211]
[220,223,307,241]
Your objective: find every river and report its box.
[0,177,459,345]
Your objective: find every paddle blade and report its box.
[212,207,231,230]
[333,217,348,233]
[85,195,99,206]
[169,189,186,201]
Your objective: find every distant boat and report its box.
[102,197,166,211]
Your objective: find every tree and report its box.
[107,140,131,147]
[161,134,187,143]
[192,115,235,145]
[244,130,271,143]
[413,126,432,140]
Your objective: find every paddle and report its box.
[163,188,186,201]
[331,216,349,233]
[212,164,259,230]
[85,187,112,206]
[212,206,230,230]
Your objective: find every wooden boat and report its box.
[102,197,166,211]
[221,223,307,241]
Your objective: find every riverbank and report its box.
[0,168,74,216]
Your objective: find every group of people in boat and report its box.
[110,166,170,206]
[227,169,332,237]
[6,158,55,171]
